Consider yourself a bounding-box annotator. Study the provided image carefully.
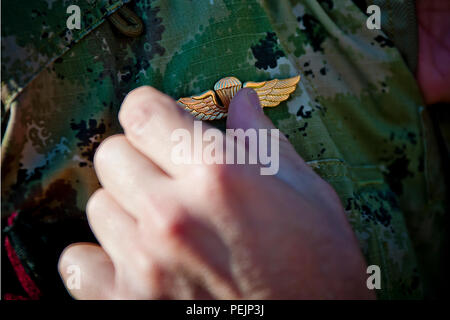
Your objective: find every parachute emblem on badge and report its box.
[176,75,301,120]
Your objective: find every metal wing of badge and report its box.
[176,75,301,120]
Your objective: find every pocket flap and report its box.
[1,0,131,106]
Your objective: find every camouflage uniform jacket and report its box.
[1,0,448,299]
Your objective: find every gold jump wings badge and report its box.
[177,75,300,120]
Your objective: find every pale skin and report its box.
[58,87,373,299]
[58,2,448,299]
[416,0,450,105]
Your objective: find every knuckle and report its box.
[159,206,190,241]
[185,164,238,217]
[93,134,126,169]
[132,252,165,298]
[201,164,235,198]
[133,250,155,276]
[86,188,108,217]
[119,86,175,132]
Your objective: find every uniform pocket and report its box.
[308,158,423,299]
[1,0,130,107]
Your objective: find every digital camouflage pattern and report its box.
[1,0,448,299]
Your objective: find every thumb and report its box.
[226,88,276,130]
[226,88,319,193]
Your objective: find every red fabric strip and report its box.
[4,212,42,300]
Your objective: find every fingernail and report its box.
[246,89,263,113]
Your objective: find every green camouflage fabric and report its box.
[1,0,447,299]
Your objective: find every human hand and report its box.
[416,0,450,104]
[58,86,374,299]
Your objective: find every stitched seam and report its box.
[307,158,384,184]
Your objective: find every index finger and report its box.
[119,86,211,177]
